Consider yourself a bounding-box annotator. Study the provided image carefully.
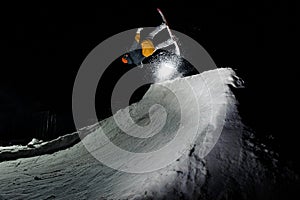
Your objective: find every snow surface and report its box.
[0,68,297,199]
[0,124,99,162]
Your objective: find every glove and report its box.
[136,28,143,34]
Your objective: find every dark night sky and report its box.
[0,3,297,168]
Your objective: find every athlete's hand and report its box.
[136,28,143,34]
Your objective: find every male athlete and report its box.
[121,23,176,66]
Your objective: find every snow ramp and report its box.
[1,68,290,200]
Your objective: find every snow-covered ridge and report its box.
[0,123,99,162]
[1,68,294,200]
[0,68,237,163]
[0,133,78,162]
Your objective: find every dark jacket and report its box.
[126,40,145,66]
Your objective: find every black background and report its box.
[0,3,297,170]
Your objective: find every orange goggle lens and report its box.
[122,57,128,64]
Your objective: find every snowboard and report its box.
[157,8,180,55]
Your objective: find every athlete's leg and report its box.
[155,38,175,50]
[148,23,167,39]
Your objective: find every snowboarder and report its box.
[121,23,177,66]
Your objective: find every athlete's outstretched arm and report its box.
[129,28,143,52]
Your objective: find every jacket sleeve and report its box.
[135,33,140,43]
[129,28,142,52]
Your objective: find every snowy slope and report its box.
[0,124,99,162]
[0,68,297,200]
